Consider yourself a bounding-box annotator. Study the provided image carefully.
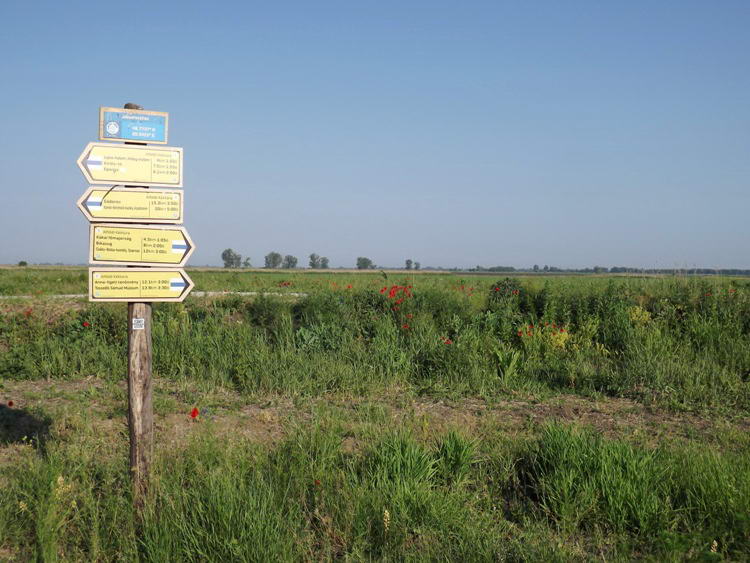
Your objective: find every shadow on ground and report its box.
[0,405,50,449]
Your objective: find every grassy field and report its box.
[1,268,749,560]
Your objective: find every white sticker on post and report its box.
[132,318,146,330]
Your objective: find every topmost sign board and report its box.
[99,107,168,144]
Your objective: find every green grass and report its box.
[2,275,749,413]
[1,417,746,560]
[2,270,750,559]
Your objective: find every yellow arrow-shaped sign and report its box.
[89,224,195,267]
[89,268,194,302]
[77,142,183,187]
[77,186,183,223]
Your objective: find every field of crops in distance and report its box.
[1,267,749,560]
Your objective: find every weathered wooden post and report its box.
[124,102,154,511]
[128,299,153,508]
[76,102,194,513]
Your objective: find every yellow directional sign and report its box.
[77,186,183,223]
[77,142,183,187]
[89,268,194,302]
[89,224,195,267]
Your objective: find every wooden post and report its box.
[128,301,153,509]
[123,102,153,512]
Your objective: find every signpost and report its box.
[89,224,194,266]
[76,102,194,513]
[77,142,183,187]
[77,186,183,223]
[89,268,194,302]
[100,107,168,144]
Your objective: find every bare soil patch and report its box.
[1,379,747,460]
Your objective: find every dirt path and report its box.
[2,378,747,464]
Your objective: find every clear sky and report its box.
[1,1,748,269]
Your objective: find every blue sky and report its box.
[1,1,748,268]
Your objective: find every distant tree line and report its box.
[219,250,750,275]
[220,249,251,268]
[465,264,750,276]
[220,249,331,269]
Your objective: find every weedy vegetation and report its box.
[1,268,749,560]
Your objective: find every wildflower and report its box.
[392,306,399,312]
[82,321,90,328]
[18,501,28,512]
[346,284,352,289]
[517,330,523,337]
[529,324,534,329]
[383,509,391,533]
[406,313,413,319]
[444,338,453,345]
[190,407,199,419]
[711,540,718,553]
[401,324,410,330]
[380,287,387,294]
[705,292,712,297]
[314,479,321,487]
[494,287,499,291]
[395,298,404,305]
[7,400,13,407]
[24,308,32,318]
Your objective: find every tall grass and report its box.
[1,420,746,560]
[2,277,749,412]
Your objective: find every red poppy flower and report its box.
[314,479,321,487]
[24,309,32,318]
[190,407,199,419]
[517,330,523,336]
[444,339,453,345]
[402,324,409,330]
[380,287,387,294]
[7,400,14,408]
[494,287,499,291]
[395,298,404,305]
[346,284,352,289]
[406,314,413,319]
[392,306,399,311]
[82,321,90,328]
